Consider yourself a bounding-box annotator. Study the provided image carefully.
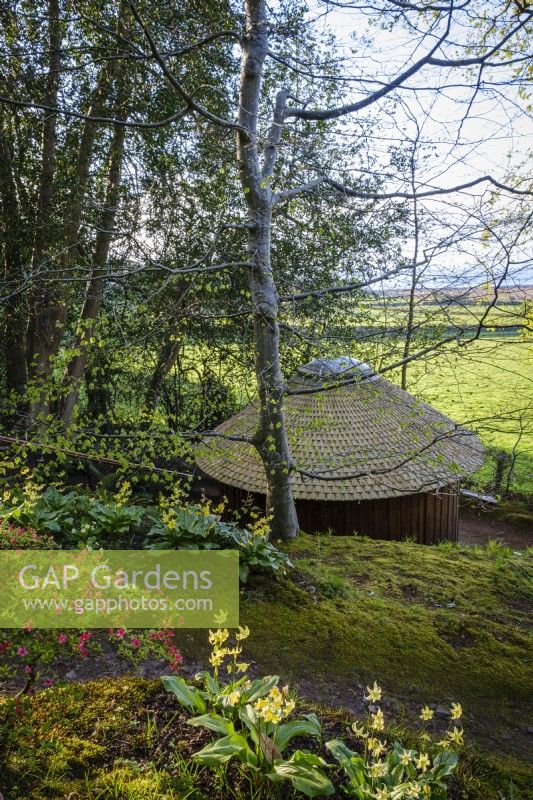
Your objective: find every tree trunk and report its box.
[401,154,420,391]
[59,119,127,424]
[27,62,116,409]
[25,0,61,389]
[237,0,299,539]
[0,114,28,398]
[143,332,182,424]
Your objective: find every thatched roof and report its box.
[196,358,485,501]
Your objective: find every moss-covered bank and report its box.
[1,677,531,799]
[0,536,531,798]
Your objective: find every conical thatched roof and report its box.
[196,358,485,501]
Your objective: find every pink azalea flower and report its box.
[130,637,141,649]
[24,665,33,674]
[43,678,54,688]
[17,646,28,657]
[58,633,68,644]
[115,628,126,639]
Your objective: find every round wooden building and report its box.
[196,357,485,543]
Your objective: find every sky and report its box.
[297,1,533,290]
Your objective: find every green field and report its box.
[405,337,533,495]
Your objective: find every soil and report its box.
[459,509,533,549]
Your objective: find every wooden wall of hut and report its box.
[208,482,459,544]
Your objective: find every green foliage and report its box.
[1,485,145,548]
[163,626,334,797]
[161,628,468,798]
[0,675,530,799]
[325,685,463,800]
[327,738,458,799]
[0,484,291,582]
[146,502,292,583]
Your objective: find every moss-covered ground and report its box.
[1,535,531,798]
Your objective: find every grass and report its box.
[402,337,533,495]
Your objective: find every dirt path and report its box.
[459,510,533,549]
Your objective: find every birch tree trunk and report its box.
[237,0,299,539]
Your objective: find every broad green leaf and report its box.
[238,703,260,746]
[273,753,335,797]
[243,674,279,702]
[193,733,251,766]
[188,713,234,736]
[275,713,322,752]
[325,739,365,785]
[161,675,206,714]
[195,669,219,696]
[432,749,459,777]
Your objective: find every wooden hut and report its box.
[196,357,485,543]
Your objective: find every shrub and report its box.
[0,518,58,550]
[0,487,291,583]
[0,628,183,687]
[145,501,292,582]
[1,485,145,548]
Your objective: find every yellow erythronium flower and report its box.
[227,690,240,706]
[422,786,431,797]
[209,650,225,667]
[419,705,434,721]
[209,628,229,646]
[253,686,295,724]
[365,681,382,703]
[400,750,412,766]
[371,708,385,731]
[437,738,450,750]
[369,760,387,778]
[352,721,367,738]
[450,702,463,720]
[375,790,390,800]
[415,753,431,772]
[448,726,464,745]
[368,737,386,757]
[406,782,421,798]
[236,625,250,641]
